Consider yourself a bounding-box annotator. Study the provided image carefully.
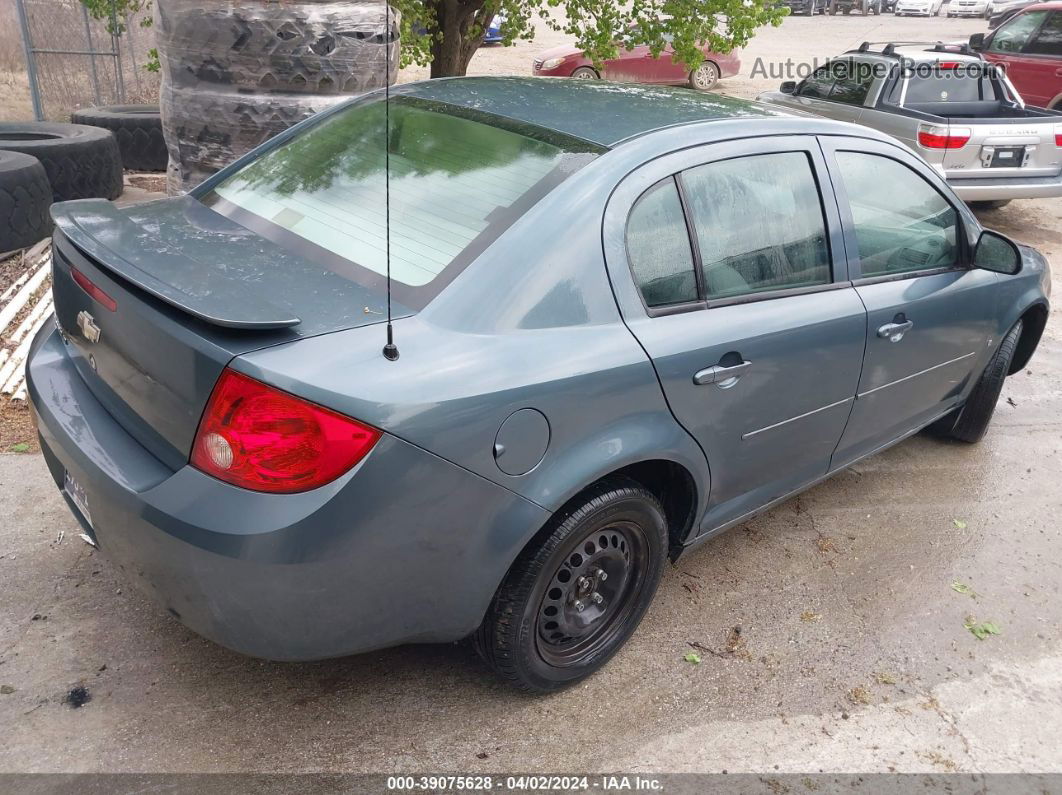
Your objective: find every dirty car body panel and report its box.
[27,78,1051,664]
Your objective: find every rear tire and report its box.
[0,150,52,253]
[0,122,122,201]
[71,105,167,172]
[475,478,668,692]
[931,320,1022,444]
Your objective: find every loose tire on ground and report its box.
[0,150,53,253]
[930,320,1023,443]
[71,105,167,172]
[475,477,668,692]
[0,123,122,202]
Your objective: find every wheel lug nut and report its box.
[574,599,585,612]
[577,576,590,589]
[592,592,603,605]
[599,571,607,582]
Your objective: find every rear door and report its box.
[602,137,867,533]
[820,137,1000,466]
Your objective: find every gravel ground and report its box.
[1,11,1061,779]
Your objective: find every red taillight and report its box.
[69,265,117,312]
[191,369,381,493]
[1055,125,1062,147]
[918,124,971,149]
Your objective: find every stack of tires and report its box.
[155,0,398,194]
[71,105,169,172]
[0,122,126,253]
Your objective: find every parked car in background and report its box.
[948,0,990,16]
[989,0,1045,27]
[973,2,1062,107]
[783,0,831,15]
[756,41,1062,205]
[896,0,944,15]
[532,34,740,90]
[830,0,882,13]
[28,77,1049,691]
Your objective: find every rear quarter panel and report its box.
[235,149,711,545]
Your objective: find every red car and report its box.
[974,1,1062,109]
[531,35,741,91]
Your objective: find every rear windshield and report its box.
[203,96,602,307]
[900,67,1003,104]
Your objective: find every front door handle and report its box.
[693,360,752,386]
[877,320,914,342]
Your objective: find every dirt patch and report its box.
[0,398,37,451]
[127,173,166,193]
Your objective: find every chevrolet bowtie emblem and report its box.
[77,311,101,344]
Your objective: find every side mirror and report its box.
[969,32,985,50]
[973,229,1021,275]
[780,81,797,94]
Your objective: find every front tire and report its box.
[689,61,720,90]
[931,320,1023,444]
[475,479,668,692]
[570,66,600,80]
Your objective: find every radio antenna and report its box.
[382,1,399,361]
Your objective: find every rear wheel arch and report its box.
[1010,302,1048,374]
[496,458,699,594]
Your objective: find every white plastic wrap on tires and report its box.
[156,0,398,194]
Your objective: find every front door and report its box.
[821,138,1000,466]
[602,137,868,533]
[984,9,1057,107]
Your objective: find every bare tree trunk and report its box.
[428,0,494,77]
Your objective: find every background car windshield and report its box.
[205,97,599,293]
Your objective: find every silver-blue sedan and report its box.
[28,77,1051,691]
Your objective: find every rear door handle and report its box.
[877,320,914,341]
[693,360,752,386]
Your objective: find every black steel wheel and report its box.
[475,478,668,692]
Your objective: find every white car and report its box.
[947,0,989,14]
[895,0,943,13]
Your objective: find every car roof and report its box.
[395,76,796,148]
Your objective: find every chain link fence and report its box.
[14,0,160,121]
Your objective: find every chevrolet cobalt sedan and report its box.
[29,78,1050,692]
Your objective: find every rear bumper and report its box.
[949,174,1062,202]
[27,324,549,661]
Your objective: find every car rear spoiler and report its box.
[51,199,301,330]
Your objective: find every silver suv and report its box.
[757,42,1062,205]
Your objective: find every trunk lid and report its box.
[51,196,407,471]
[943,114,1062,180]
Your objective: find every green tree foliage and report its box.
[393,0,787,78]
[79,0,160,70]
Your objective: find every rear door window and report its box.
[625,179,699,308]
[680,152,831,298]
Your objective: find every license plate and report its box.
[64,471,92,528]
[989,146,1024,168]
